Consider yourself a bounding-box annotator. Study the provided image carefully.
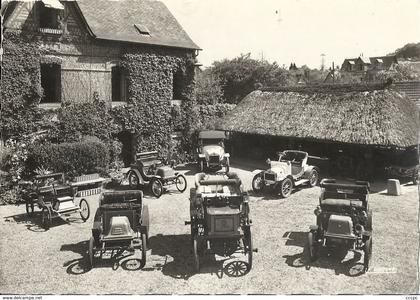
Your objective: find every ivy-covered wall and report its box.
[0,32,44,140]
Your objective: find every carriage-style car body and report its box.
[197,130,230,173]
[186,172,256,274]
[252,150,320,198]
[308,179,373,272]
[127,151,187,198]
[89,190,149,269]
[24,173,90,229]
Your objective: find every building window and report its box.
[173,69,183,100]
[39,5,60,29]
[41,64,61,103]
[112,66,128,102]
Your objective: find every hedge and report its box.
[26,141,109,178]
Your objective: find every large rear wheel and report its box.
[128,171,140,188]
[308,231,319,262]
[363,237,372,272]
[279,177,293,198]
[150,178,163,198]
[79,198,90,222]
[252,173,264,193]
[141,233,147,268]
[193,235,200,272]
[41,207,51,230]
[308,169,319,187]
[88,236,95,269]
[244,226,253,271]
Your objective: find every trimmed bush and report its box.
[26,141,109,178]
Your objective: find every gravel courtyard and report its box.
[1,163,418,295]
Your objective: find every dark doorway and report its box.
[41,64,61,103]
[112,66,128,102]
[118,131,135,167]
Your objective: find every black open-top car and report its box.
[89,190,149,270]
[308,179,372,272]
[186,172,256,275]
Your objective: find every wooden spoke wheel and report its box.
[243,226,253,271]
[150,178,163,198]
[88,236,95,269]
[41,206,52,230]
[279,178,293,198]
[141,232,147,268]
[224,260,249,277]
[363,237,372,272]
[128,171,140,188]
[308,231,320,262]
[193,234,200,272]
[175,174,187,192]
[252,173,264,193]
[308,169,319,187]
[79,198,90,222]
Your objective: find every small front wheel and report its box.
[252,173,264,193]
[79,198,90,222]
[363,237,372,272]
[175,174,187,192]
[279,177,293,198]
[141,233,147,268]
[308,231,319,262]
[308,169,319,187]
[150,178,163,198]
[88,236,95,269]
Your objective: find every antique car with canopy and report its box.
[197,130,230,173]
[24,173,90,229]
[186,172,256,275]
[252,150,320,198]
[89,190,149,270]
[308,179,373,272]
[127,151,187,198]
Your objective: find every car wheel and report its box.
[279,177,293,198]
[308,231,319,262]
[193,234,200,272]
[252,173,264,193]
[199,160,204,172]
[366,209,373,232]
[128,171,140,188]
[363,237,372,272]
[244,226,253,271]
[308,169,319,187]
[150,178,163,198]
[141,233,147,268]
[225,157,230,173]
[175,174,187,192]
[79,198,90,222]
[41,206,51,230]
[88,236,95,269]
[26,200,34,217]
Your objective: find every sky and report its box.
[161,0,420,69]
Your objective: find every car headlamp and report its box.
[314,206,322,216]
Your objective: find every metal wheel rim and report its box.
[282,179,292,196]
[226,261,248,277]
[79,199,90,221]
[152,180,163,196]
[253,176,263,190]
[310,171,318,186]
[175,175,187,192]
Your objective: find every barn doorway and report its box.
[117,131,135,167]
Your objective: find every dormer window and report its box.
[134,24,150,36]
[38,0,64,31]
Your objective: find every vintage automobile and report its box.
[385,164,420,184]
[252,150,320,198]
[185,172,256,274]
[89,190,149,270]
[127,151,187,198]
[308,179,373,272]
[197,130,230,173]
[24,173,90,229]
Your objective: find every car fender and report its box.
[252,169,264,176]
[303,165,319,178]
[128,168,145,185]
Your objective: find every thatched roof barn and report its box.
[219,85,419,149]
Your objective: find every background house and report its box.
[2,0,200,107]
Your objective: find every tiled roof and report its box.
[76,0,200,50]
